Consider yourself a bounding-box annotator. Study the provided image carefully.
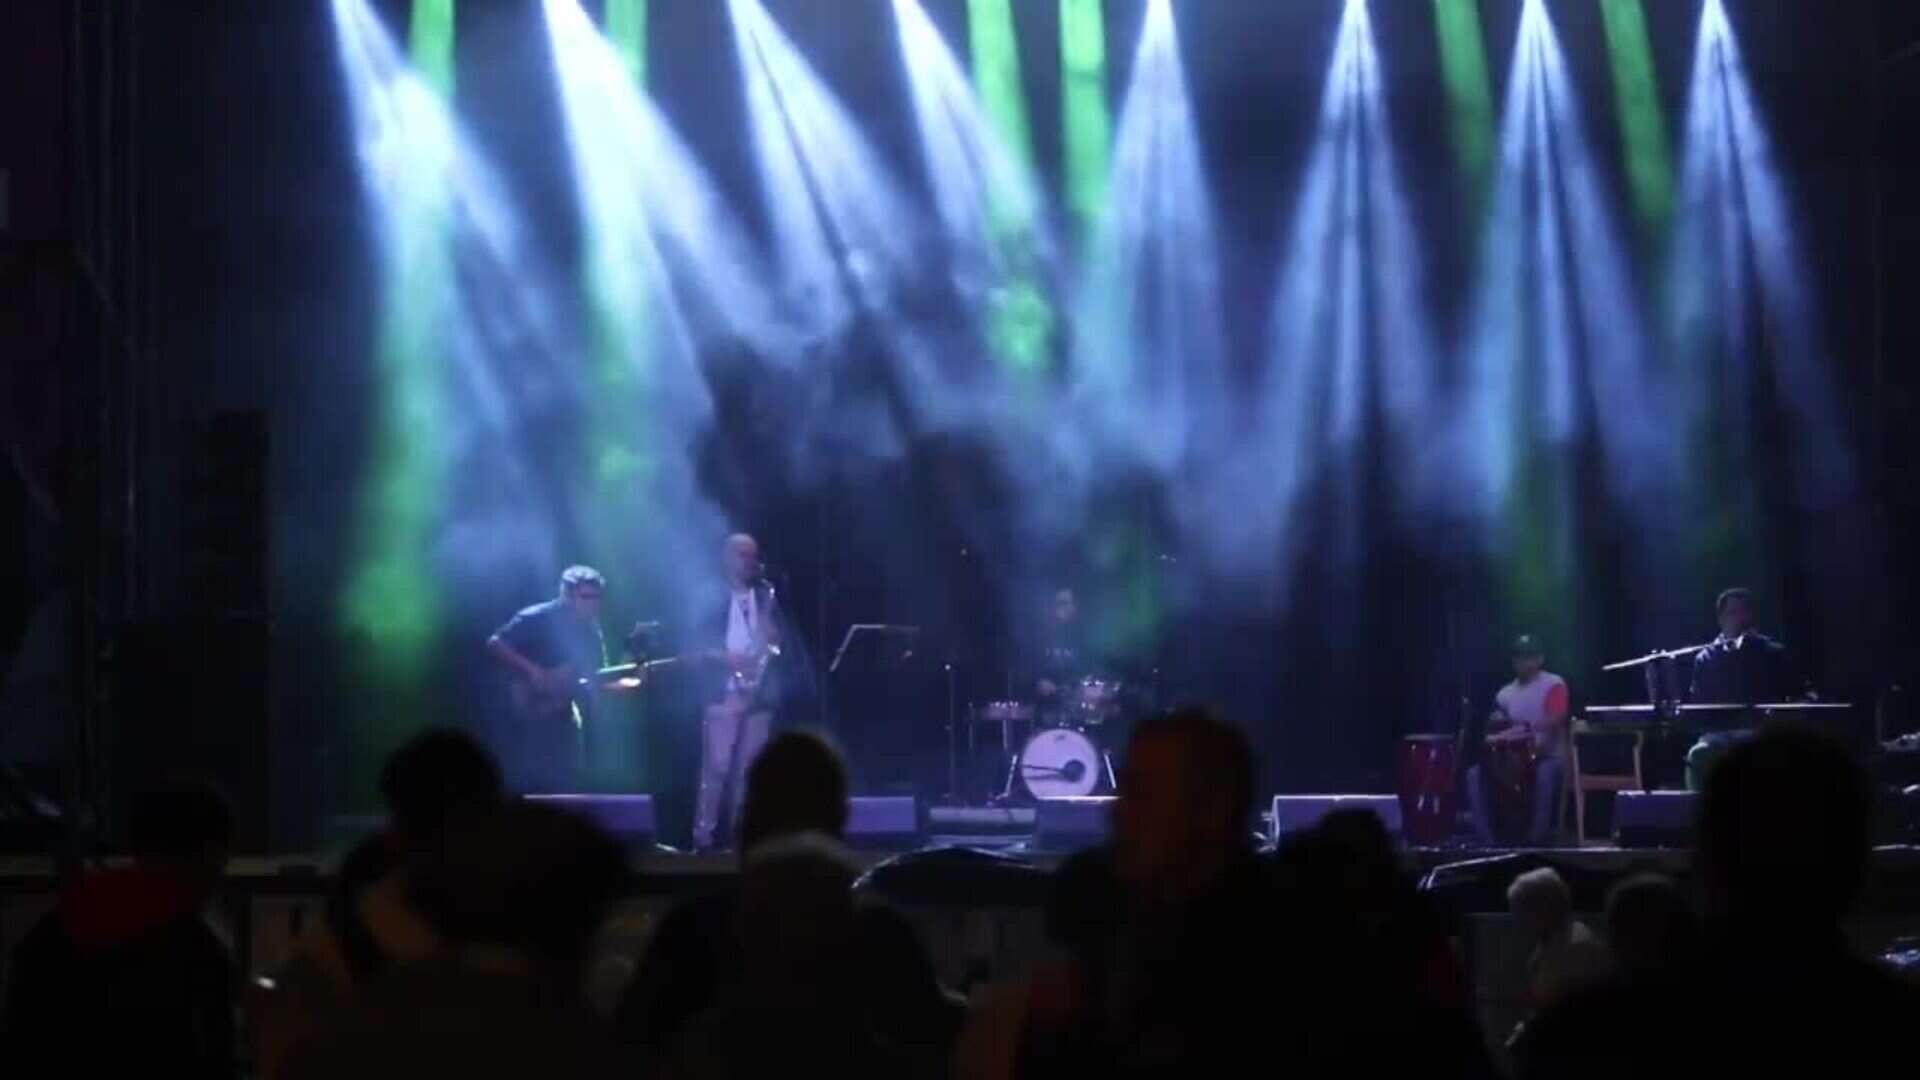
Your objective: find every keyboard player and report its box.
[1685,587,1812,790]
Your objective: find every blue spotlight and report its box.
[890,0,1051,286]
[331,0,568,583]
[729,0,919,334]
[1256,0,1437,583]
[1458,0,1660,519]
[1673,0,1850,498]
[1072,0,1224,477]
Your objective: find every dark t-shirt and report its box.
[1026,623,1100,710]
[1040,637,1083,683]
[1689,632,1800,703]
[493,599,605,677]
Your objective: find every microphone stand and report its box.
[944,657,957,805]
[1603,643,1714,722]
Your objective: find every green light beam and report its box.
[563,0,660,790]
[967,0,1050,373]
[1432,0,1494,213]
[1599,0,1674,236]
[607,0,647,85]
[1060,0,1110,247]
[969,0,1034,174]
[411,0,456,94]
[339,0,459,807]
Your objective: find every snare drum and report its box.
[1019,727,1102,798]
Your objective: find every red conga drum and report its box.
[1485,737,1540,846]
[1396,734,1459,847]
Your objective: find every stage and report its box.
[1,0,1915,942]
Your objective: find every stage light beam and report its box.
[1458,0,1665,672]
[1060,0,1111,248]
[1600,0,1674,236]
[1433,0,1496,211]
[961,0,1054,371]
[1255,0,1438,588]
[333,0,586,803]
[730,0,919,334]
[606,0,647,84]
[335,0,580,677]
[1670,0,1857,591]
[542,0,760,615]
[333,0,457,677]
[894,0,1054,372]
[1073,0,1223,473]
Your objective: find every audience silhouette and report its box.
[279,800,630,1080]
[7,714,1916,1080]
[1516,727,1920,1078]
[2,777,238,1078]
[253,727,504,1077]
[617,729,959,1075]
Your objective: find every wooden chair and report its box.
[1566,717,1645,846]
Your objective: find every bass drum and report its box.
[1019,727,1102,799]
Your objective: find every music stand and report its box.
[829,624,969,804]
[829,624,923,676]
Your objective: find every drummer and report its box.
[1032,586,1092,724]
[1466,635,1571,847]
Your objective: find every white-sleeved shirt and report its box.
[725,589,757,655]
[1496,672,1570,756]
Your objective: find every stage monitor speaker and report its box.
[526,794,657,849]
[1615,791,1695,848]
[1270,795,1404,845]
[845,795,921,848]
[1032,796,1113,851]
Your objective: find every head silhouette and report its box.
[129,777,235,900]
[1697,727,1871,930]
[408,802,626,985]
[1113,707,1254,893]
[1507,867,1576,942]
[379,727,504,855]
[1605,873,1698,980]
[737,730,849,854]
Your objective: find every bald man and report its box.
[692,534,785,851]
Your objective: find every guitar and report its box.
[509,657,680,728]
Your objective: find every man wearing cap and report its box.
[1466,635,1570,846]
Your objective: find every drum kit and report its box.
[970,676,1128,801]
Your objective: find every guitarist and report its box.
[692,534,784,852]
[487,565,608,792]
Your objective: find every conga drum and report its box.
[1485,737,1540,846]
[1396,734,1459,847]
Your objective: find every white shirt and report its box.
[1496,671,1570,756]
[725,589,756,655]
